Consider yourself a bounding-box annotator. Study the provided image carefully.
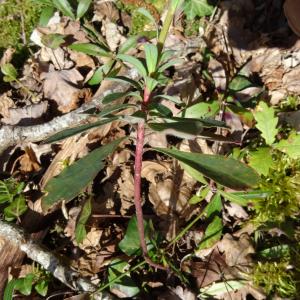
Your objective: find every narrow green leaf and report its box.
[76,0,92,19]
[102,91,141,104]
[154,94,181,104]
[218,190,251,207]
[136,7,157,26]
[3,279,16,300]
[52,0,75,20]
[118,36,138,54]
[39,6,54,26]
[229,75,253,92]
[183,0,214,20]
[145,77,159,92]
[106,76,142,90]
[198,216,223,250]
[117,54,147,77]
[119,216,151,255]
[249,147,274,176]
[75,197,92,244]
[144,44,158,74]
[253,102,278,145]
[157,58,183,72]
[159,50,175,64]
[274,132,300,159]
[69,43,111,57]
[98,103,137,117]
[88,67,104,85]
[43,117,119,144]
[108,259,140,297]
[42,138,124,211]
[154,148,260,189]
[181,162,208,184]
[1,63,17,81]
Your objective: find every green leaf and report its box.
[148,102,173,117]
[76,0,92,19]
[258,244,291,260]
[253,102,278,145]
[4,195,27,221]
[154,148,260,189]
[3,279,17,300]
[199,280,245,299]
[118,36,138,54]
[229,75,253,92]
[98,104,137,117]
[183,0,215,20]
[35,279,48,297]
[274,132,300,159]
[102,91,141,104]
[218,190,251,207]
[43,117,119,144]
[181,101,219,118]
[106,75,142,90]
[108,259,140,297]
[204,193,222,218]
[249,147,275,176]
[198,215,223,250]
[145,77,159,92]
[88,67,104,85]
[42,138,124,211]
[119,216,151,256]
[41,33,66,49]
[39,6,55,26]
[154,94,182,105]
[15,274,34,296]
[136,7,157,26]
[0,181,14,204]
[157,58,183,72]
[52,0,75,20]
[159,50,175,64]
[1,63,17,81]
[117,54,147,77]
[75,197,92,244]
[69,43,110,57]
[181,162,208,185]
[144,44,158,74]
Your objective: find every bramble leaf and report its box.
[274,132,300,159]
[249,147,275,176]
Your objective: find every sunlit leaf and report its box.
[274,132,300,159]
[14,274,34,296]
[198,215,223,250]
[136,7,157,26]
[69,43,111,57]
[1,63,17,81]
[3,279,16,300]
[76,0,92,19]
[253,102,278,145]
[35,279,49,297]
[249,147,275,176]
[117,54,147,77]
[4,195,27,221]
[181,101,219,118]
[42,138,125,211]
[218,190,251,206]
[106,75,142,90]
[75,197,92,244]
[229,75,253,92]
[41,33,66,49]
[154,148,260,189]
[144,44,158,74]
[52,0,75,20]
[97,103,137,117]
[118,36,138,54]
[204,193,222,218]
[183,0,214,20]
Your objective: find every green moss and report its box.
[0,0,41,53]
[184,18,203,37]
[252,153,300,225]
[253,261,297,297]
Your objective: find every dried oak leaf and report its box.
[41,67,91,113]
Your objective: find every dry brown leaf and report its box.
[141,161,171,184]
[78,228,103,252]
[41,67,91,113]
[102,21,126,52]
[224,202,249,220]
[208,58,226,91]
[64,206,81,240]
[18,146,41,173]
[1,102,48,125]
[0,92,16,118]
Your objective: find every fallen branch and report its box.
[0,220,115,300]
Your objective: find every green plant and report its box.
[4,265,50,299]
[0,178,27,221]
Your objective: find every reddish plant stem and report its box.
[133,88,167,270]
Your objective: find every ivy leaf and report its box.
[154,148,260,189]
[197,216,223,250]
[42,138,124,211]
[14,274,34,296]
[4,195,27,221]
[75,197,92,244]
[183,0,215,20]
[34,279,49,297]
[274,132,300,159]
[253,102,278,145]
[249,147,275,176]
